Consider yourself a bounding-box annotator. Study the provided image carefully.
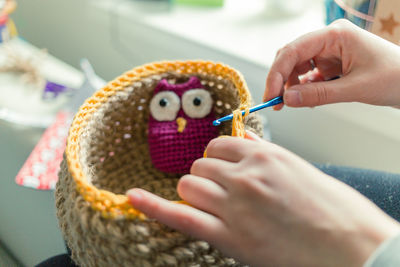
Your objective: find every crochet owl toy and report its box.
[148,76,218,173]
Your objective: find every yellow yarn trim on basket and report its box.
[66,60,252,220]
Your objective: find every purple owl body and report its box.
[148,76,218,174]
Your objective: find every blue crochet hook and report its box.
[212,96,283,126]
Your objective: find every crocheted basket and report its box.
[56,60,263,267]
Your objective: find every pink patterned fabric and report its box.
[148,76,218,174]
[15,111,72,190]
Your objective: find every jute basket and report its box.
[56,60,263,267]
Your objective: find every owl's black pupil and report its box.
[193,97,202,106]
[159,98,168,107]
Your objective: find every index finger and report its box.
[264,28,332,106]
[205,136,259,162]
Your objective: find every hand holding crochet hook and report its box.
[128,20,400,267]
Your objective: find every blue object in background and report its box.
[325,0,376,30]
[325,0,346,25]
[0,24,7,42]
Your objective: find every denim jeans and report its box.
[315,164,400,222]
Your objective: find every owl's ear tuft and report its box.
[156,79,170,90]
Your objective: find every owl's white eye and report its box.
[182,89,213,119]
[150,91,180,121]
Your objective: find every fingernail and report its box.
[126,189,143,204]
[285,90,302,105]
[245,130,263,141]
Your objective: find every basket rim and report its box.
[65,60,252,220]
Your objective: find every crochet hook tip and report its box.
[213,120,221,126]
[212,96,283,127]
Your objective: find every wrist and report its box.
[363,232,400,267]
[355,218,400,266]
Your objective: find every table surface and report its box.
[0,39,82,266]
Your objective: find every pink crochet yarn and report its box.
[148,76,218,174]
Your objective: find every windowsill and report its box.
[319,103,400,143]
[95,0,326,68]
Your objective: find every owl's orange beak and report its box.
[176,117,187,133]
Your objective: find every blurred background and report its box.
[1,0,399,266]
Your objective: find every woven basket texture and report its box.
[56,65,262,267]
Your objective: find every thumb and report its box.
[284,78,353,107]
